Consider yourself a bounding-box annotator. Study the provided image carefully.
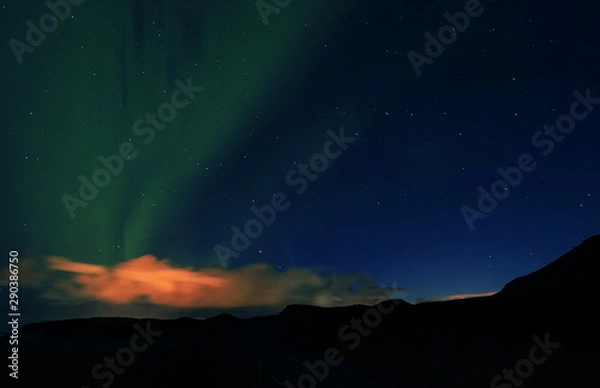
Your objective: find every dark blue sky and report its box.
[1,0,598,323]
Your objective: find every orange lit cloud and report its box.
[415,291,497,304]
[21,255,404,309]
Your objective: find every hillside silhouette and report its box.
[2,236,599,387]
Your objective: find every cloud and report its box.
[415,291,497,304]
[11,255,406,310]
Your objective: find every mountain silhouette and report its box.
[2,236,599,387]
[498,234,599,301]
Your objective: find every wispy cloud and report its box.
[8,255,406,310]
[415,291,497,304]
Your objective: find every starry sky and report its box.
[0,0,598,324]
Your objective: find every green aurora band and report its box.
[5,0,345,266]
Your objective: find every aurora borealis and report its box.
[1,0,599,324]
[4,0,338,264]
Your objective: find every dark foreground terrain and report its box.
[2,236,599,387]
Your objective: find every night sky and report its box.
[1,0,598,324]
